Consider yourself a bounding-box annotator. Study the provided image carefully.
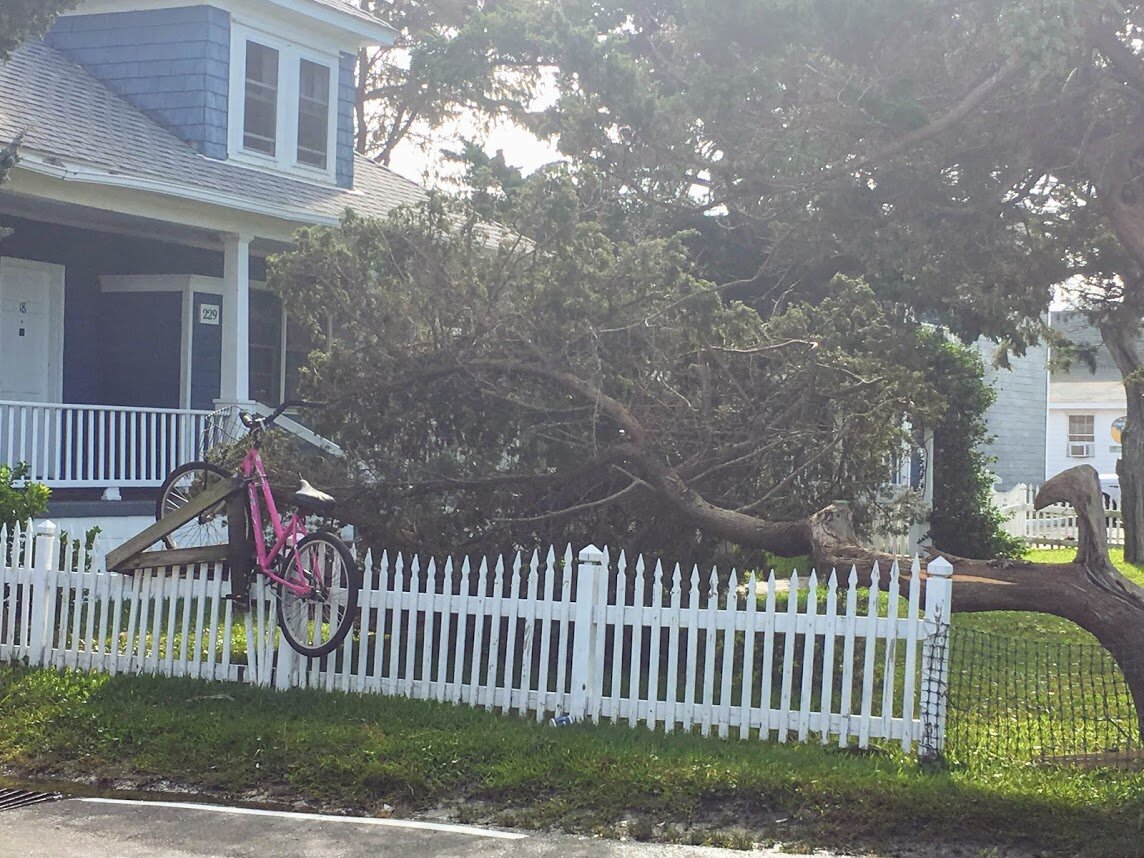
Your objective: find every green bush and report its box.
[0,461,49,533]
[919,333,1025,559]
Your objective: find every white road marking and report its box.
[76,797,528,840]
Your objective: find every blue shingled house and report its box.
[0,0,424,543]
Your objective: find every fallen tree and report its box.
[813,465,1144,737]
[269,198,1144,738]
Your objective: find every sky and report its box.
[385,77,563,188]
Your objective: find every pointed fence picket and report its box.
[3,526,953,756]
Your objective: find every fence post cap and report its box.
[34,520,58,537]
[578,544,604,563]
[926,556,953,577]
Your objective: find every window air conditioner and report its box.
[1067,442,1095,458]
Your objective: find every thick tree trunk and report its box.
[806,466,1144,737]
[1100,313,1144,562]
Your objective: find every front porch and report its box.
[0,201,313,497]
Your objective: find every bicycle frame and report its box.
[241,445,313,597]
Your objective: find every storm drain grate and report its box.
[0,789,64,811]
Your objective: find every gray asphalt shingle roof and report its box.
[0,40,426,228]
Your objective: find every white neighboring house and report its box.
[1047,381,1125,486]
[1047,310,1130,501]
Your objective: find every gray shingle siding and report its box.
[336,51,356,188]
[46,7,230,160]
[979,339,1048,490]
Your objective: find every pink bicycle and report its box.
[155,400,360,657]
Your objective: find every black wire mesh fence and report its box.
[944,625,1142,767]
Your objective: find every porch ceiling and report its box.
[0,191,290,256]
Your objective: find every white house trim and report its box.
[11,156,352,239]
[66,0,396,49]
[220,234,253,405]
[181,287,194,409]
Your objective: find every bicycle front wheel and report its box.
[156,460,233,549]
[277,532,360,658]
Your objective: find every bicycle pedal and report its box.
[224,593,251,610]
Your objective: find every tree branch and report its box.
[1089,24,1144,95]
[851,58,1023,172]
[495,480,643,524]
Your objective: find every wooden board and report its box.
[112,544,231,571]
[226,491,254,603]
[107,477,242,572]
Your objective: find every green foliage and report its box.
[919,332,1025,559]
[270,179,938,560]
[0,462,50,534]
[354,0,543,164]
[0,0,77,60]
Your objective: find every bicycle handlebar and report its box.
[240,400,326,433]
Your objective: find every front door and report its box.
[0,258,64,402]
[0,258,65,481]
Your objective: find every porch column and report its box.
[220,233,252,405]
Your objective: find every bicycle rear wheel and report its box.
[277,532,359,658]
[155,461,232,549]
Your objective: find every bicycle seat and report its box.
[294,479,336,515]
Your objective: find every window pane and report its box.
[1068,415,1095,442]
[297,59,330,168]
[244,42,279,155]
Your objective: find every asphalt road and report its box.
[0,797,853,857]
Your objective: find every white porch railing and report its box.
[0,400,214,488]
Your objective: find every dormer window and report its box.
[229,25,339,181]
[244,42,279,156]
[297,60,331,169]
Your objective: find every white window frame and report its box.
[1066,413,1096,458]
[1068,414,1095,444]
[228,22,340,182]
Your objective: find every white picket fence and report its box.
[2,522,953,757]
[994,483,1125,547]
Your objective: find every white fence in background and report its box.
[0,400,214,488]
[994,483,1124,548]
[2,522,954,758]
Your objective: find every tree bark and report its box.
[1100,312,1144,562]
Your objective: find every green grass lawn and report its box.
[1,664,1143,856]
[1,547,1142,854]
[946,548,1143,767]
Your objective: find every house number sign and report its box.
[199,304,221,325]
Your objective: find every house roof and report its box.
[0,40,426,231]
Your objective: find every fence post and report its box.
[569,545,606,721]
[28,520,59,666]
[919,555,953,760]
